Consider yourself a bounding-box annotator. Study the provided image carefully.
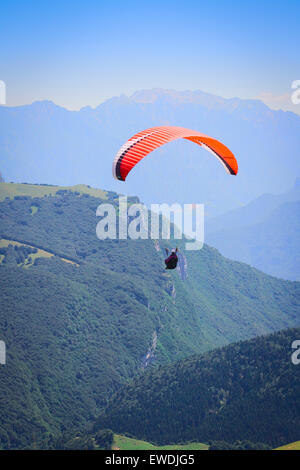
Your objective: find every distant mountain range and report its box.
[206,179,300,280]
[1,88,300,216]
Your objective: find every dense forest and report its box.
[0,183,299,449]
[96,328,300,448]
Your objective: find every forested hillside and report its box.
[96,328,300,448]
[0,183,299,449]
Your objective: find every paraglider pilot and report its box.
[165,248,179,270]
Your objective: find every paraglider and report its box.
[112,125,238,181]
[111,125,238,273]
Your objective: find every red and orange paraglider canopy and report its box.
[112,126,238,181]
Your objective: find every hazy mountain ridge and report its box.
[206,180,300,280]
[206,178,300,233]
[1,88,300,217]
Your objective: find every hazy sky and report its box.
[1,0,300,113]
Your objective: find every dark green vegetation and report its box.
[0,183,299,449]
[0,244,38,265]
[38,428,114,450]
[96,328,300,448]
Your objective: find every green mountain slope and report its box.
[1,183,299,346]
[112,434,208,450]
[0,182,108,201]
[276,441,300,450]
[0,182,299,449]
[96,328,300,448]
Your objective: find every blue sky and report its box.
[1,0,299,111]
